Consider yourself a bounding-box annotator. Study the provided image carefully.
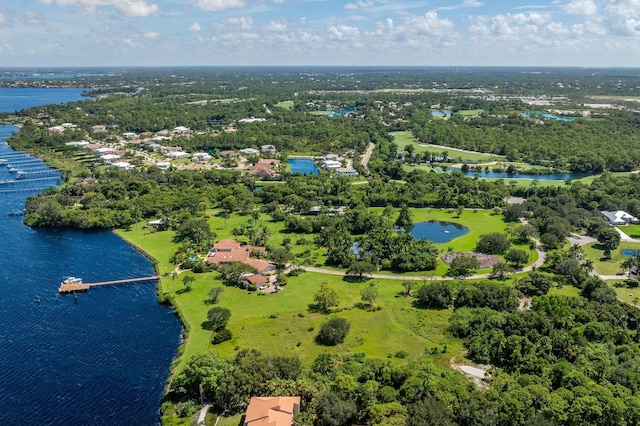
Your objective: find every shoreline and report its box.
[4,124,185,404]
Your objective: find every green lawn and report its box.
[116,207,530,373]
[611,281,640,305]
[390,131,503,162]
[455,109,485,116]
[275,100,294,110]
[622,224,640,239]
[548,285,581,298]
[582,241,640,276]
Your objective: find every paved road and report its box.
[361,142,375,168]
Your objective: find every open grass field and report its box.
[611,281,640,305]
[456,109,485,116]
[582,241,640,276]
[390,131,500,162]
[549,285,581,298]
[275,100,294,110]
[116,207,529,373]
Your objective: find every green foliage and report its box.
[517,271,553,297]
[447,255,480,277]
[312,281,339,313]
[212,328,232,344]
[316,318,350,346]
[476,232,511,254]
[360,283,379,306]
[504,248,529,267]
[598,227,622,251]
[207,307,231,331]
[416,282,454,309]
[347,260,376,280]
[207,286,224,304]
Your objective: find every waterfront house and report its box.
[244,396,300,426]
[205,239,274,274]
[335,167,358,177]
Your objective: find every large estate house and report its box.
[205,239,275,274]
[244,396,300,426]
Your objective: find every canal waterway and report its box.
[0,89,181,424]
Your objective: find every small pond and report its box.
[328,108,356,118]
[431,110,452,118]
[621,250,640,257]
[406,220,469,243]
[288,158,319,175]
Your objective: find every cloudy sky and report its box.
[1,0,639,67]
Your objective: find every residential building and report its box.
[601,210,639,225]
[240,148,260,156]
[244,396,300,426]
[192,152,212,163]
[260,145,276,154]
[335,167,358,177]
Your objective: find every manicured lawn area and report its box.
[390,131,501,162]
[582,241,640,276]
[275,100,294,110]
[116,207,530,374]
[455,109,485,116]
[165,270,466,369]
[622,224,640,239]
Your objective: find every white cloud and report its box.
[23,11,45,26]
[435,0,483,11]
[227,16,253,30]
[0,7,14,27]
[365,12,456,51]
[327,24,360,41]
[193,0,247,12]
[469,12,550,38]
[605,0,640,36]
[188,22,201,32]
[39,0,159,17]
[265,20,287,32]
[563,0,599,16]
[143,31,159,39]
[345,0,374,10]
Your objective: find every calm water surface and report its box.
[0,91,181,425]
[288,158,319,175]
[0,88,89,113]
[407,220,469,243]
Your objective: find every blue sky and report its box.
[1,0,639,67]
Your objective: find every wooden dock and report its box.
[58,276,159,294]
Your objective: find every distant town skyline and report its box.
[1,0,639,67]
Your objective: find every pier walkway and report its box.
[59,276,159,294]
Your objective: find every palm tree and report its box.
[622,257,634,276]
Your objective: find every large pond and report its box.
[288,158,319,175]
[522,112,574,122]
[406,220,469,243]
[442,167,591,181]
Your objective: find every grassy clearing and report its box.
[116,208,531,373]
[582,241,640,275]
[456,109,485,116]
[548,285,581,298]
[611,281,640,305]
[275,100,294,110]
[390,131,500,162]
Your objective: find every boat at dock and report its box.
[58,277,89,293]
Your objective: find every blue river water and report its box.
[0,88,89,113]
[0,91,181,424]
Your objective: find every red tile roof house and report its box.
[244,396,300,426]
[205,239,275,274]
